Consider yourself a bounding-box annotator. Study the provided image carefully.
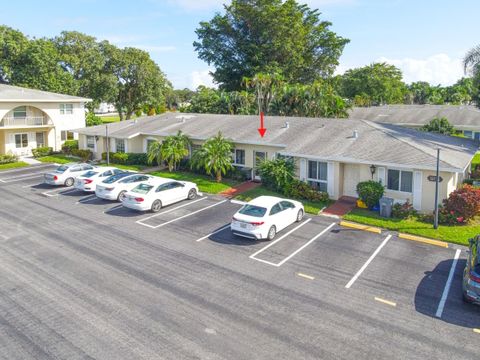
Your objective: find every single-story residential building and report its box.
[75,113,478,213]
[350,104,480,140]
[0,84,90,156]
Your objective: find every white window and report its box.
[60,103,73,115]
[307,160,328,192]
[116,138,125,153]
[387,169,413,193]
[233,149,245,165]
[15,133,28,148]
[13,106,27,119]
[464,130,473,139]
[61,130,74,141]
[86,136,95,150]
[36,132,45,147]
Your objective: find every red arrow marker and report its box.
[258,112,266,137]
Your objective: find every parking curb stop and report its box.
[339,220,382,234]
[398,233,448,248]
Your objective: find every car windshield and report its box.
[132,183,153,194]
[239,204,267,218]
[55,165,68,173]
[102,172,134,184]
[82,171,99,178]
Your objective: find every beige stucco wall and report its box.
[0,130,5,154]
[2,127,54,156]
[0,101,86,153]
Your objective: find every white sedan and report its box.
[44,163,96,186]
[74,167,125,192]
[231,196,304,241]
[95,173,154,201]
[122,177,199,212]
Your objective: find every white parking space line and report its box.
[0,164,52,175]
[435,248,461,318]
[76,195,97,204]
[230,199,246,205]
[137,199,227,229]
[136,197,207,224]
[42,187,78,197]
[0,171,49,181]
[196,224,231,242]
[345,234,392,289]
[2,174,44,183]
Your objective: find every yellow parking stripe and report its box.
[398,233,448,248]
[339,221,382,234]
[296,273,315,280]
[374,297,397,307]
[473,328,480,334]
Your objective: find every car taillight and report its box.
[53,175,58,180]
[135,197,144,202]
[84,179,93,184]
[469,271,480,283]
[250,221,264,226]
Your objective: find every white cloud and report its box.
[190,69,217,89]
[376,54,464,86]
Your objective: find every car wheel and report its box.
[151,200,162,213]
[117,190,127,202]
[267,226,276,241]
[296,209,304,222]
[188,188,197,200]
[64,177,74,187]
[463,292,473,303]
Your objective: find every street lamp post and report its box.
[434,148,440,229]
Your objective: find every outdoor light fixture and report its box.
[370,164,376,179]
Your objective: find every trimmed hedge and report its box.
[101,152,149,165]
[62,140,79,154]
[71,149,92,161]
[32,146,53,158]
[0,153,18,165]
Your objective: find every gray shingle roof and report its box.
[349,104,480,129]
[0,84,91,102]
[75,113,478,172]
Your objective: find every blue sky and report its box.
[1,0,479,89]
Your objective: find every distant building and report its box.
[350,104,480,140]
[0,84,90,156]
[94,102,116,114]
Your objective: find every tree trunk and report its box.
[216,171,222,182]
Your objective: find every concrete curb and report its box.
[339,221,382,234]
[398,233,449,248]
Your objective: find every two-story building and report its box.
[0,84,90,157]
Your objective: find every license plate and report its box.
[240,223,247,229]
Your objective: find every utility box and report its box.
[379,197,394,218]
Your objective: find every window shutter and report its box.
[327,162,335,197]
[377,167,386,185]
[412,171,422,210]
[299,159,307,181]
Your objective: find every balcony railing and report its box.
[0,116,52,127]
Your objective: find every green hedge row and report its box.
[32,146,53,158]
[101,152,149,165]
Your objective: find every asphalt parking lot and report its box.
[0,164,479,359]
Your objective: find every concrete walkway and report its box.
[20,156,42,165]
[220,181,260,198]
[322,196,357,217]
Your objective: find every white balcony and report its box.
[0,116,53,128]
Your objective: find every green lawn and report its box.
[100,115,120,124]
[0,161,30,170]
[472,152,480,169]
[234,185,331,215]
[37,154,81,164]
[148,170,238,194]
[344,208,480,246]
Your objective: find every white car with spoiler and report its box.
[231,196,304,241]
[74,167,125,192]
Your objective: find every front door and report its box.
[254,151,266,181]
[12,133,30,156]
[343,164,361,197]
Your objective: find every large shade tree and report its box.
[194,0,349,90]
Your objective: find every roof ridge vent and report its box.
[353,130,358,139]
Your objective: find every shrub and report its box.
[101,152,149,166]
[86,112,103,127]
[0,153,18,164]
[284,179,329,202]
[62,140,79,154]
[71,149,92,162]
[392,199,417,219]
[112,152,129,164]
[442,185,480,223]
[32,146,53,158]
[356,180,384,209]
[258,158,295,192]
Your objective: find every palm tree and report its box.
[464,45,480,77]
[191,132,233,182]
[147,131,191,171]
